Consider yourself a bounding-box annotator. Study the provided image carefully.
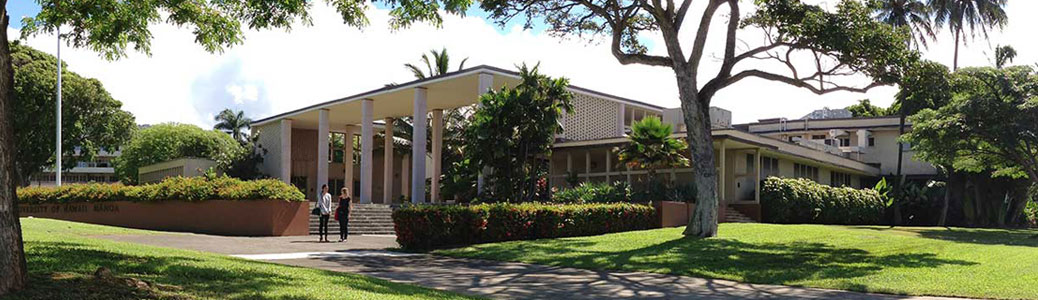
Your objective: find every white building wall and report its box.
[255,122,282,179]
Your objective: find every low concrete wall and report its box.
[19,200,309,236]
[654,201,695,227]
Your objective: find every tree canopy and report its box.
[10,42,135,186]
[617,116,688,183]
[464,64,572,203]
[113,123,240,184]
[906,66,1038,185]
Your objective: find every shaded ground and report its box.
[99,232,398,255]
[436,223,1038,299]
[6,218,475,300]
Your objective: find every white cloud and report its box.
[12,1,1038,125]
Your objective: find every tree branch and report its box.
[687,0,725,72]
[723,69,888,94]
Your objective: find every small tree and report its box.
[845,99,892,117]
[617,116,689,192]
[114,123,240,184]
[464,64,572,202]
[214,109,252,144]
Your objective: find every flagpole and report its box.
[55,26,62,186]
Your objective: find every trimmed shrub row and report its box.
[393,202,657,250]
[552,182,630,203]
[761,177,885,225]
[17,176,305,204]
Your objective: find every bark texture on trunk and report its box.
[0,6,28,295]
[938,172,951,227]
[676,69,719,238]
[953,29,960,71]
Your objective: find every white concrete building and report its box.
[251,65,931,221]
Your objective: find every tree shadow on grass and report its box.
[849,226,1038,247]
[17,240,466,300]
[455,236,976,285]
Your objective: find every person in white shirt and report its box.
[318,184,332,242]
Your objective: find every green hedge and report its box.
[393,202,657,250]
[17,176,305,204]
[761,177,885,225]
[552,182,630,203]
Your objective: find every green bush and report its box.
[761,177,885,225]
[17,175,305,204]
[552,181,630,203]
[393,202,657,250]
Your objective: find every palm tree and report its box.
[214,109,251,143]
[994,44,1016,69]
[929,0,1008,70]
[875,0,937,49]
[403,48,469,79]
[616,117,689,186]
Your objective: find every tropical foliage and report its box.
[552,182,631,204]
[113,123,240,184]
[213,109,252,143]
[392,202,656,249]
[617,116,689,188]
[993,44,1016,69]
[464,64,572,202]
[403,48,469,79]
[928,0,1008,70]
[874,0,936,49]
[10,43,136,186]
[845,99,893,117]
[17,175,305,204]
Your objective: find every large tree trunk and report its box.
[677,70,719,238]
[937,171,951,227]
[0,6,28,295]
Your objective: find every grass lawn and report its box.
[6,218,478,300]
[436,223,1038,299]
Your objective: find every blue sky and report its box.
[7,2,40,28]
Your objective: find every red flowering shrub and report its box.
[393,202,656,250]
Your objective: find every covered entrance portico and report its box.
[252,66,519,203]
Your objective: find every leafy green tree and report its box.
[114,123,240,184]
[10,43,135,186]
[0,0,471,292]
[905,66,1038,226]
[993,44,1016,69]
[464,64,572,203]
[478,0,916,236]
[929,0,1008,70]
[874,0,936,49]
[214,109,252,143]
[218,133,268,180]
[403,48,469,79]
[617,116,689,188]
[845,99,892,117]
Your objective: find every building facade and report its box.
[251,65,933,219]
[29,149,121,186]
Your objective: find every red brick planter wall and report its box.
[654,201,695,227]
[19,200,309,236]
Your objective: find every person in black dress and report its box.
[335,187,353,242]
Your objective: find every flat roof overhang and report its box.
[251,65,665,131]
[553,129,880,177]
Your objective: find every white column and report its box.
[279,119,292,183]
[718,140,726,203]
[857,129,869,147]
[431,109,443,203]
[360,99,374,204]
[476,73,494,194]
[317,109,330,198]
[344,127,355,195]
[755,147,762,202]
[411,88,428,203]
[384,118,395,204]
[401,153,411,200]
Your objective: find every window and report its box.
[824,139,833,146]
[830,172,852,187]
[868,137,875,147]
[788,136,796,142]
[745,154,754,174]
[840,138,850,147]
[811,135,826,140]
[793,163,819,181]
[761,156,780,178]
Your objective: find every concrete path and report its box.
[99,233,966,300]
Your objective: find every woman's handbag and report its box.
[311,207,321,216]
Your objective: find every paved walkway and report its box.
[99,233,966,300]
